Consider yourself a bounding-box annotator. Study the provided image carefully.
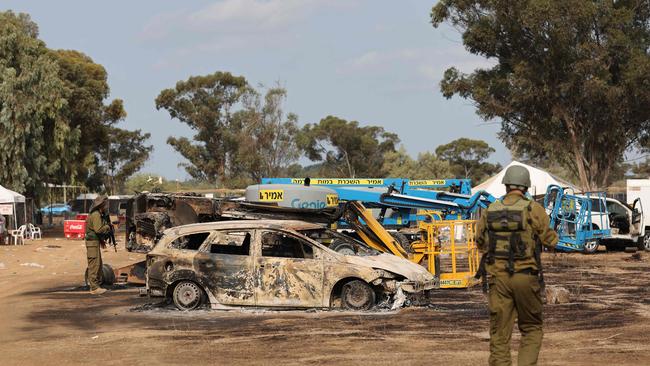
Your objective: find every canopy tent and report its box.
[0,184,27,230]
[472,161,577,198]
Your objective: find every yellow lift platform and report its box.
[410,220,480,288]
[343,202,480,289]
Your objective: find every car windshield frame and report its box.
[297,227,382,256]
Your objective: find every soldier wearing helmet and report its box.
[84,195,112,295]
[475,165,558,366]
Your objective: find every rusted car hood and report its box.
[341,253,435,283]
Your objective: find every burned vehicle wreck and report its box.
[125,192,339,252]
[125,192,218,252]
[145,220,437,310]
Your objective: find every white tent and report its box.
[0,184,27,230]
[472,161,577,198]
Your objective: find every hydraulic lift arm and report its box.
[342,201,409,258]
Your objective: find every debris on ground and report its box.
[19,262,45,269]
[0,262,5,270]
[624,253,643,261]
[546,285,571,304]
[391,288,407,310]
[35,245,62,252]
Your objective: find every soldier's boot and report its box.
[89,288,107,295]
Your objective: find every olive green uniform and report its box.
[85,210,110,291]
[476,191,558,366]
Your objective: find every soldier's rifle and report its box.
[101,212,118,252]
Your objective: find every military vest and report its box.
[486,198,536,269]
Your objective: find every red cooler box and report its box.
[64,220,86,239]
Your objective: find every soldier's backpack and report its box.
[485,198,536,270]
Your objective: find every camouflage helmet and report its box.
[90,195,108,212]
[501,165,531,188]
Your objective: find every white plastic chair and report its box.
[10,225,27,245]
[28,223,42,240]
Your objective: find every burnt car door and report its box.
[254,230,324,307]
[194,230,256,306]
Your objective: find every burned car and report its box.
[145,220,436,311]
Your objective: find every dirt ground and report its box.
[1,237,649,366]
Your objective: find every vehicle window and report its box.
[607,201,627,216]
[302,229,335,245]
[169,232,210,250]
[590,199,606,213]
[207,231,251,256]
[261,231,313,259]
[300,228,380,256]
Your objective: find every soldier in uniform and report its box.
[85,195,111,295]
[476,165,559,366]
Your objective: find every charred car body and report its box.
[145,220,436,310]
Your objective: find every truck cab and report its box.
[590,196,645,251]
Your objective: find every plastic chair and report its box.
[28,223,42,240]
[10,225,27,245]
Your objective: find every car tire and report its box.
[329,239,356,255]
[341,280,375,310]
[639,232,650,252]
[583,241,599,254]
[85,264,115,287]
[172,281,204,311]
[390,232,412,253]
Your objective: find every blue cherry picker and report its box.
[543,184,611,253]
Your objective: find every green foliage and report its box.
[382,146,452,179]
[124,173,162,193]
[155,72,250,184]
[53,51,152,192]
[103,126,153,194]
[124,173,229,194]
[51,49,108,189]
[435,138,501,184]
[232,86,300,183]
[0,11,151,199]
[431,0,650,190]
[156,74,302,187]
[298,116,399,177]
[0,11,67,196]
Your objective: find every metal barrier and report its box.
[410,219,480,288]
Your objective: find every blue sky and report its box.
[4,0,510,180]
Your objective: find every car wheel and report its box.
[172,281,204,311]
[85,264,115,287]
[329,239,356,255]
[390,232,412,253]
[341,280,375,310]
[639,232,650,252]
[583,241,599,254]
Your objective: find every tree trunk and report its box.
[565,118,592,192]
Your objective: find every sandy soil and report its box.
[1,237,649,366]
